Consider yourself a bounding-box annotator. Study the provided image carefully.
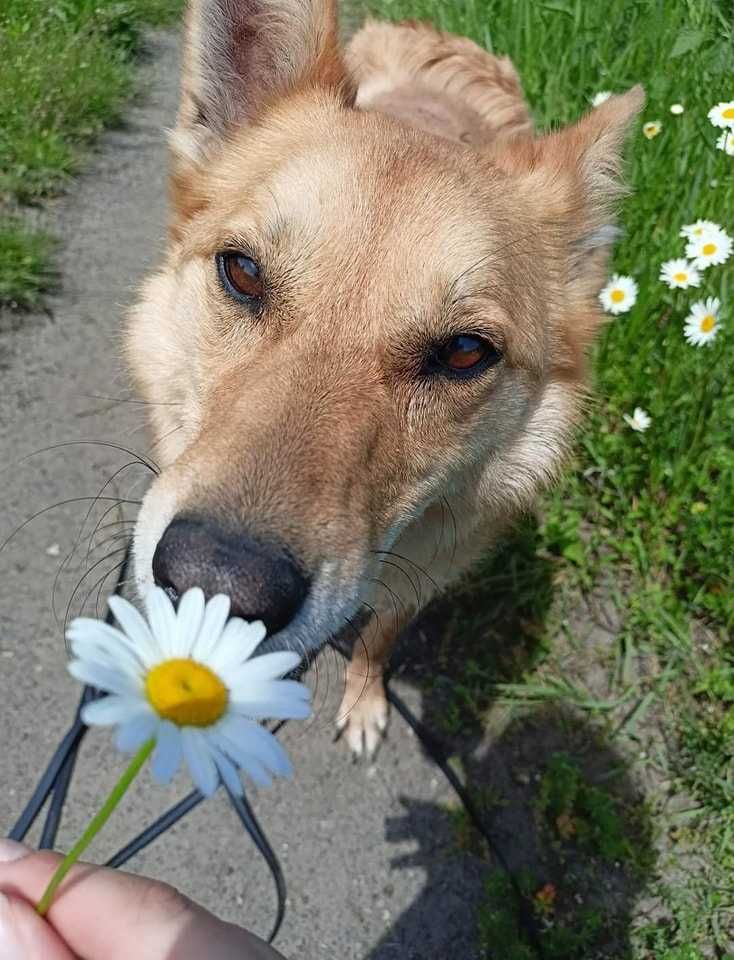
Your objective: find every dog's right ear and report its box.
[171,0,346,167]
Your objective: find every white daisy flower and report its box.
[685,226,732,269]
[716,130,734,155]
[684,297,721,347]
[591,91,612,107]
[68,587,311,796]
[669,103,685,115]
[679,219,721,240]
[599,275,638,315]
[642,121,662,139]
[707,101,734,129]
[659,258,701,289]
[623,408,651,432]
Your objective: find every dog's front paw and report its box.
[335,679,389,758]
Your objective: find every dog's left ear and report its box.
[494,85,644,265]
[172,0,347,167]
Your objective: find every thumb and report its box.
[0,892,76,960]
[0,843,74,960]
[0,839,285,960]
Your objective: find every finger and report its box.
[0,890,76,960]
[0,840,285,960]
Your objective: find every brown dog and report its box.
[127,0,643,755]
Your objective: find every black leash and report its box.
[386,684,544,955]
[6,545,542,954]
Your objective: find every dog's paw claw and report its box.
[336,686,389,759]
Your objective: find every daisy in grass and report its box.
[659,258,701,289]
[670,103,685,115]
[599,274,638,315]
[591,91,612,107]
[623,408,651,432]
[685,225,732,270]
[643,121,662,139]
[37,587,311,917]
[684,297,721,347]
[707,101,734,128]
[680,219,721,240]
[70,587,310,796]
[716,130,734,155]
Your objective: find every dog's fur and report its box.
[127,0,643,754]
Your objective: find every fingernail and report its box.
[0,840,30,864]
[0,892,24,958]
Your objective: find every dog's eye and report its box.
[217,252,264,303]
[429,334,501,377]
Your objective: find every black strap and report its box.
[6,543,541,953]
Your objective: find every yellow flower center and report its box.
[723,108,734,120]
[610,289,625,303]
[700,314,716,333]
[145,658,228,727]
[673,272,687,282]
[702,242,717,256]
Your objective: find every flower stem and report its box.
[36,737,156,917]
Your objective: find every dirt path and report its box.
[0,29,482,960]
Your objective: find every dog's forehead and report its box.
[213,106,505,287]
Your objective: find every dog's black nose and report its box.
[152,517,309,634]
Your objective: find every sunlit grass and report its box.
[0,0,182,306]
[362,0,733,954]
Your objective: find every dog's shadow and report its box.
[364,517,654,959]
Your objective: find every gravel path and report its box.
[0,30,482,959]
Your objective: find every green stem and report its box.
[36,737,155,917]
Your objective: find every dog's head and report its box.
[128,0,642,653]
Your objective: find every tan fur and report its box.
[127,1,643,754]
[346,19,534,146]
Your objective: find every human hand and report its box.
[0,839,286,959]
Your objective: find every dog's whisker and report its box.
[0,496,141,558]
[85,506,137,563]
[68,459,144,574]
[145,423,184,457]
[64,546,130,639]
[78,393,182,407]
[9,439,159,478]
[86,518,136,563]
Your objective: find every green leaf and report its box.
[562,541,585,566]
[670,26,706,58]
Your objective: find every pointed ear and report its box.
[172,0,348,165]
[494,85,644,260]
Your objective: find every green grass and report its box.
[0,220,57,309]
[0,0,182,306]
[362,0,734,954]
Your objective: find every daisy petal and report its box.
[208,619,268,673]
[211,731,272,787]
[151,720,183,784]
[191,595,231,662]
[218,715,293,778]
[227,651,302,688]
[107,595,158,663]
[68,635,143,683]
[230,696,312,721]
[81,696,151,726]
[175,587,206,656]
[230,677,311,705]
[68,659,140,697]
[181,728,220,797]
[145,587,179,658]
[209,745,244,796]
[115,713,158,752]
[68,619,145,666]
